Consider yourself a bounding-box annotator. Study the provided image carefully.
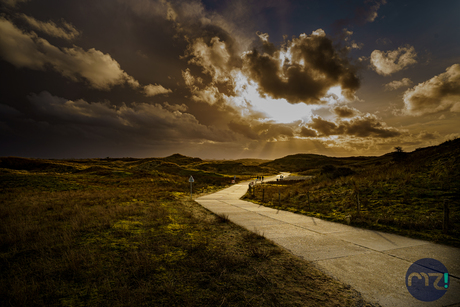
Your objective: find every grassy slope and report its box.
[261,153,392,176]
[0,156,373,306]
[244,139,460,247]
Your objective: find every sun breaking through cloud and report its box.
[0,0,458,159]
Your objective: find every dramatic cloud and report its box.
[168,0,244,69]
[1,0,456,159]
[370,45,417,76]
[182,69,222,105]
[227,119,299,141]
[384,77,413,91]
[0,17,170,92]
[26,91,229,142]
[163,102,188,112]
[306,114,400,138]
[0,17,130,89]
[19,14,80,40]
[227,120,259,140]
[0,17,46,70]
[403,64,460,115]
[255,123,294,141]
[331,105,360,118]
[186,36,234,83]
[299,126,317,137]
[143,84,172,97]
[242,30,360,105]
[1,0,28,7]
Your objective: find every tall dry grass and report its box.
[1,167,372,306]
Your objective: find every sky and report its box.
[0,0,459,159]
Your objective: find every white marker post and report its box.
[189,175,194,199]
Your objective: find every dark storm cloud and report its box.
[2,0,452,159]
[308,116,342,136]
[306,115,400,138]
[0,87,243,157]
[255,32,277,56]
[25,91,232,142]
[403,64,460,116]
[242,30,360,105]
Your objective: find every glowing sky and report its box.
[0,0,459,159]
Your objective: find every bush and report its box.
[321,165,354,179]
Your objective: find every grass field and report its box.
[0,156,374,306]
[243,139,460,247]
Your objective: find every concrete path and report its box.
[196,175,460,307]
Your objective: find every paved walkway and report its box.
[196,175,460,307]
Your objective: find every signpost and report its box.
[189,176,194,199]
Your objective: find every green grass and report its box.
[0,157,373,306]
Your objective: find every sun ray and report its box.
[231,72,316,124]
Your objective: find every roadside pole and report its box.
[189,176,194,200]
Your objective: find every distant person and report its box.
[262,176,264,181]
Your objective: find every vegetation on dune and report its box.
[244,139,460,247]
[196,161,274,175]
[0,155,371,306]
[261,152,391,176]
[3,138,457,306]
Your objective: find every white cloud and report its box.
[1,0,28,7]
[49,46,136,90]
[0,17,47,70]
[143,84,172,97]
[384,77,413,91]
[370,45,417,76]
[19,14,80,40]
[0,17,170,92]
[186,36,233,83]
[163,102,188,112]
[403,64,460,116]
